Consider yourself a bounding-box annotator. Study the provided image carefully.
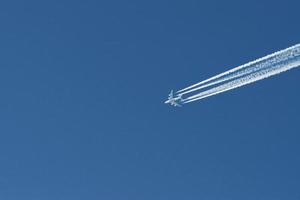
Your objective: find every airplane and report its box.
[164,90,183,107]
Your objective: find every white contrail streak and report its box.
[177,44,300,95]
[183,58,300,103]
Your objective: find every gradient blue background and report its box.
[0,0,299,199]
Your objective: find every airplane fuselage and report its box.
[164,97,181,104]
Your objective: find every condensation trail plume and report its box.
[183,59,300,103]
[173,43,300,105]
[177,44,300,95]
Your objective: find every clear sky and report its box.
[0,0,300,199]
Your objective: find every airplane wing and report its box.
[168,90,174,97]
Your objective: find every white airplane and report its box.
[164,90,183,107]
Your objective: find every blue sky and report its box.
[0,0,300,199]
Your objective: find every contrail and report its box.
[183,55,300,103]
[177,44,300,95]
[164,44,300,107]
